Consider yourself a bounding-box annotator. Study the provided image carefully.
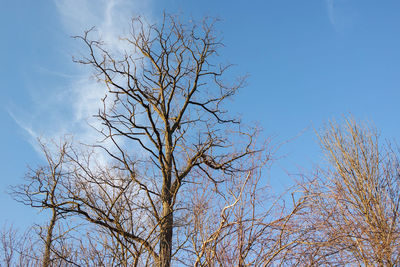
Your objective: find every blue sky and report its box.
[1,0,400,228]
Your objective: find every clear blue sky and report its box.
[1,0,400,228]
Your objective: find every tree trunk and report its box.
[159,131,173,267]
[159,201,173,267]
[42,209,56,267]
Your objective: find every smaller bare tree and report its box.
[182,146,308,266]
[0,224,42,266]
[10,140,76,267]
[298,118,400,265]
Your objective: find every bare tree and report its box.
[44,13,263,267]
[0,224,43,267]
[0,224,19,266]
[9,140,138,266]
[298,118,400,265]
[10,140,76,267]
[182,146,307,266]
[7,13,315,267]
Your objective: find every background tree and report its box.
[186,151,307,267]
[298,118,400,265]
[0,225,38,266]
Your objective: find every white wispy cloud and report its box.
[326,0,336,28]
[11,0,153,160]
[325,0,357,33]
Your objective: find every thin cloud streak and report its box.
[325,0,358,33]
[12,0,152,161]
[326,0,336,28]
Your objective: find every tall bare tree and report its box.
[8,14,314,267]
[51,14,262,267]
